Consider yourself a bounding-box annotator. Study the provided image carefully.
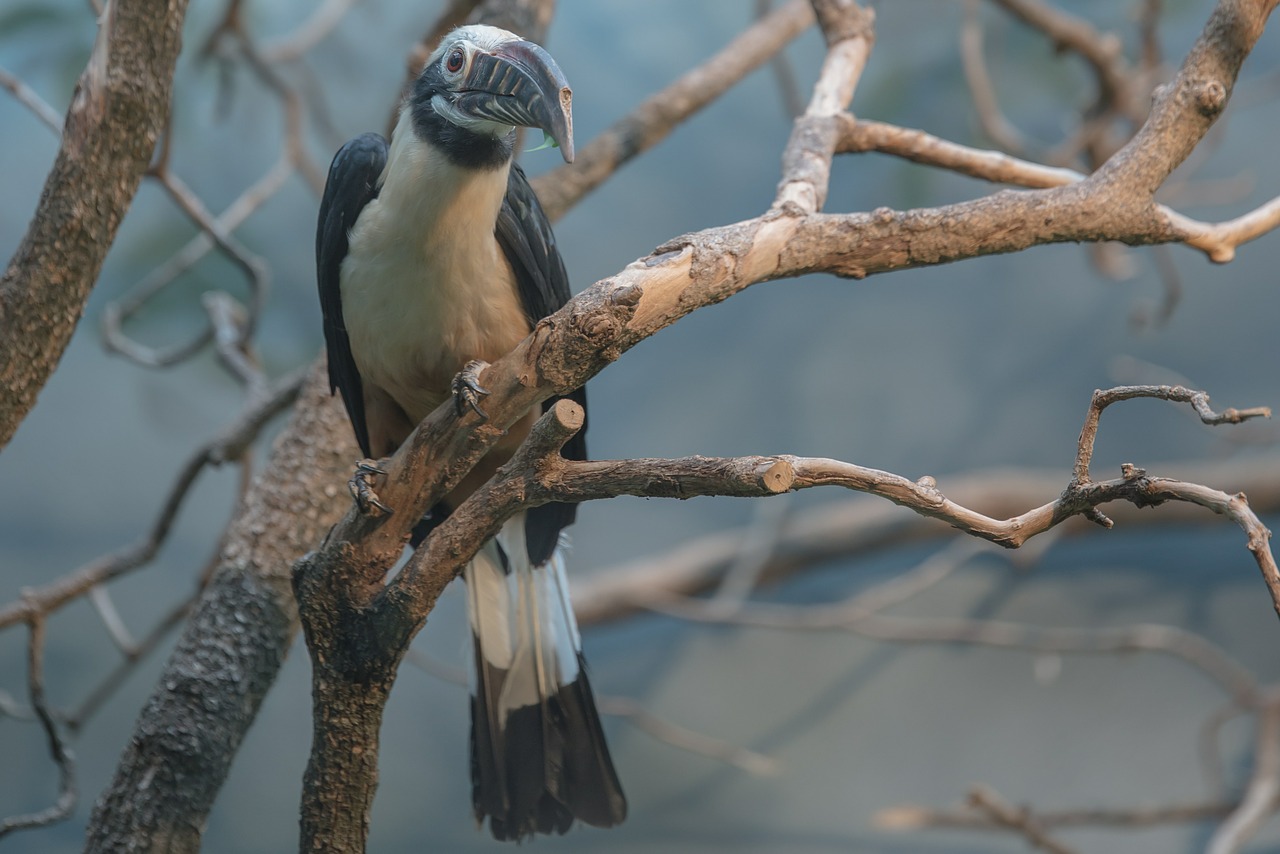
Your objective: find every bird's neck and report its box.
[379,109,512,246]
[408,96,514,171]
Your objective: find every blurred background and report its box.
[2,0,1280,851]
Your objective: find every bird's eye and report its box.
[445,48,465,74]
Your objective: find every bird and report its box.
[315,24,626,841]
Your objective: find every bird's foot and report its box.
[452,359,491,418]
[348,458,393,517]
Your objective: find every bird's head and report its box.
[410,25,574,166]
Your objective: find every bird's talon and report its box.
[349,458,394,517]
[452,359,492,419]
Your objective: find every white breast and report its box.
[340,111,531,425]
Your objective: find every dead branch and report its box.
[0,615,75,839]
[1207,693,1280,854]
[260,0,364,63]
[966,784,1079,854]
[403,648,779,777]
[876,797,1249,831]
[961,0,1035,155]
[0,366,302,633]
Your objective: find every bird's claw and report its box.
[452,359,491,418]
[349,458,393,516]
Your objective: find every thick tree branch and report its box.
[0,0,190,451]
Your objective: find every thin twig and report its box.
[0,615,76,839]
[1072,385,1272,485]
[89,585,137,656]
[1200,699,1251,797]
[1207,693,1280,854]
[647,599,1260,705]
[0,368,304,632]
[961,0,1034,156]
[260,0,363,63]
[755,0,805,117]
[596,695,779,777]
[0,67,62,135]
[967,784,1079,854]
[707,495,792,616]
[876,797,1251,831]
[401,648,777,775]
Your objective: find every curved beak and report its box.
[455,40,575,163]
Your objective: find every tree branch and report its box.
[0,0,191,450]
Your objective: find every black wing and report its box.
[496,163,587,564]
[316,132,388,459]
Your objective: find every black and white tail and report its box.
[465,513,627,841]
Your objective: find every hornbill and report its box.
[315,25,625,841]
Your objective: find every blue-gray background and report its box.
[2,1,1280,851]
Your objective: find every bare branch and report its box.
[1072,385,1271,485]
[966,784,1079,854]
[573,457,1280,627]
[87,363,355,852]
[88,585,137,656]
[0,615,76,839]
[101,156,294,367]
[755,0,805,117]
[774,1,873,214]
[989,0,1138,123]
[1163,193,1280,262]
[0,367,303,632]
[839,117,1084,187]
[64,595,197,731]
[596,695,780,777]
[1207,694,1280,854]
[402,648,779,776]
[961,0,1035,156]
[706,496,793,616]
[0,66,62,135]
[876,797,1250,831]
[260,0,363,63]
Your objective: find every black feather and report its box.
[316,132,389,458]
[496,163,588,564]
[470,651,627,841]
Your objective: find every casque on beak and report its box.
[453,40,574,163]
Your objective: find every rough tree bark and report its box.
[0,0,190,451]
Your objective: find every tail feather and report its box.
[465,515,626,841]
